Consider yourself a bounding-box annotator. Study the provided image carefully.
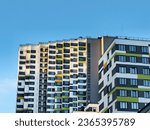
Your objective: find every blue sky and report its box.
[0,0,150,112]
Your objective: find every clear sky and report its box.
[0,0,150,112]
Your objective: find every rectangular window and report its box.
[143,80,150,86]
[119,90,127,96]
[143,68,150,75]
[144,92,150,98]
[142,46,148,53]
[119,78,126,85]
[120,102,127,109]
[49,45,56,49]
[130,79,137,86]
[118,56,126,62]
[119,67,126,73]
[31,50,36,53]
[130,67,137,74]
[64,43,70,47]
[107,74,110,81]
[131,90,138,97]
[131,103,138,109]
[142,57,149,64]
[49,50,55,54]
[107,53,109,60]
[29,87,34,90]
[28,104,34,107]
[129,57,136,63]
[129,45,136,52]
[30,55,36,58]
[118,44,125,51]
[20,51,23,54]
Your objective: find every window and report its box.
[48,77,55,80]
[70,69,77,73]
[118,44,125,51]
[19,72,25,75]
[131,90,138,97]
[57,50,62,54]
[48,72,55,75]
[27,50,30,53]
[79,68,83,72]
[49,45,56,49]
[49,61,55,64]
[64,54,70,57]
[63,65,70,69]
[30,55,36,58]
[131,103,138,109]
[107,74,110,81]
[63,76,69,79]
[73,91,77,95]
[20,56,26,59]
[56,60,62,64]
[30,71,35,74]
[120,90,127,96]
[71,58,77,62]
[129,45,136,52]
[119,56,126,62]
[142,57,149,64]
[70,86,77,89]
[17,88,24,91]
[71,43,78,46]
[49,56,55,59]
[79,52,84,56]
[130,79,137,86]
[120,102,127,109]
[73,64,78,67]
[119,67,126,73]
[79,47,86,51]
[56,66,62,70]
[144,92,150,98]
[17,105,23,108]
[79,57,86,61]
[20,51,23,54]
[29,87,34,90]
[64,59,70,64]
[129,57,136,63]
[19,61,25,64]
[28,104,34,107]
[119,78,126,85]
[31,50,36,53]
[57,44,63,48]
[64,43,70,47]
[18,82,21,86]
[142,46,148,53]
[73,48,77,51]
[49,50,55,54]
[107,53,109,60]
[130,67,137,74]
[73,80,78,84]
[78,80,86,83]
[47,100,55,103]
[143,80,150,86]
[49,105,54,109]
[79,42,86,46]
[64,49,70,53]
[79,63,83,66]
[143,68,150,75]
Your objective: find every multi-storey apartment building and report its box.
[98,37,150,113]
[16,38,102,113]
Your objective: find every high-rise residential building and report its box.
[16,38,102,113]
[98,37,150,113]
